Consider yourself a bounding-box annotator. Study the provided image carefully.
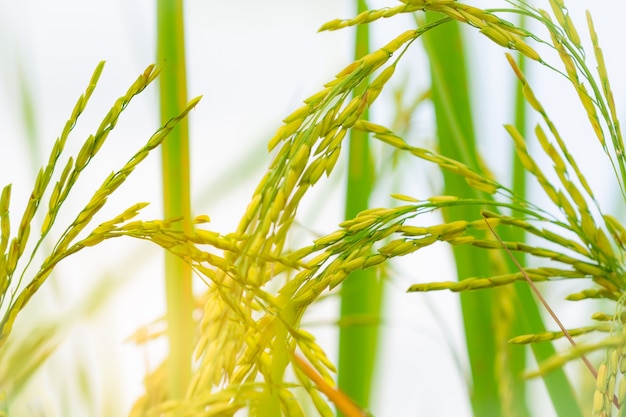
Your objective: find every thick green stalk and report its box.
[423,14,582,417]
[338,0,380,412]
[422,17,502,416]
[157,0,193,401]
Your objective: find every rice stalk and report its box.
[3,63,163,344]
[0,59,200,417]
[337,0,380,413]
[157,0,194,403]
[420,12,509,417]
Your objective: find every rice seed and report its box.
[557,190,579,224]
[75,134,96,171]
[505,124,563,209]
[592,362,610,416]
[317,3,422,32]
[619,378,626,410]
[506,54,543,112]
[374,132,409,150]
[548,0,581,48]
[604,214,626,250]
[268,119,305,152]
[5,238,19,277]
[303,87,332,106]
[587,10,624,164]
[0,185,11,255]
[540,228,590,257]
[509,325,606,344]
[0,68,200,355]
[479,25,512,48]
[408,271,550,293]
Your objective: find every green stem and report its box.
[157,0,193,402]
[338,0,381,413]
[423,15,503,417]
[423,12,582,417]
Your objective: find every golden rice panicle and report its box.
[55,61,104,159]
[192,290,248,390]
[482,25,540,62]
[240,40,412,274]
[41,65,169,241]
[317,2,423,32]
[35,59,103,235]
[532,124,602,251]
[0,70,203,360]
[54,95,200,256]
[587,11,624,162]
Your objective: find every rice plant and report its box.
[1,0,625,416]
[0,62,200,414]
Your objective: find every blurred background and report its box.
[0,0,625,415]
